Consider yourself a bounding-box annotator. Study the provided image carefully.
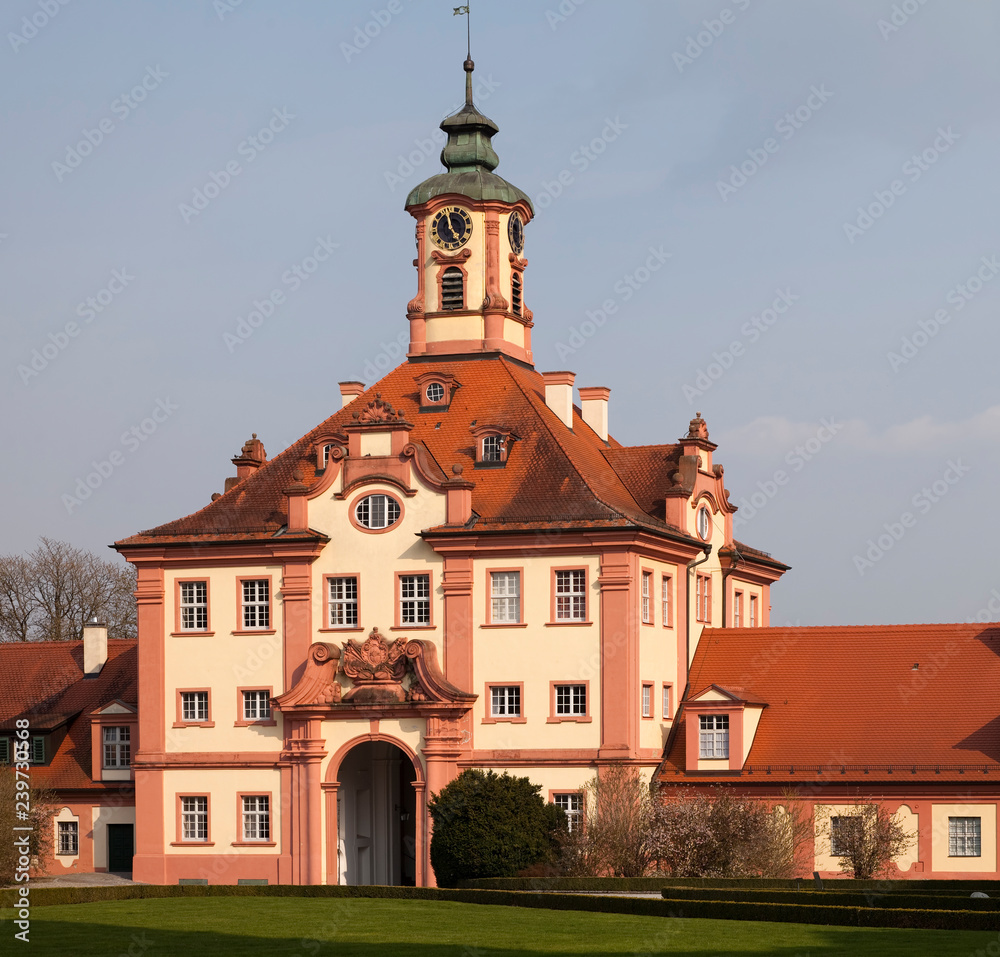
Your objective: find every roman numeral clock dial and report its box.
[430,206,473,250]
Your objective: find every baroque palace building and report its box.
[110,58,787,886]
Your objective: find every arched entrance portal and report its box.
[337,741,417,885]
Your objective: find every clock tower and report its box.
[404,57,534,364]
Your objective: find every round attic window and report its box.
[425,382,445,404]
[355,494,401,530]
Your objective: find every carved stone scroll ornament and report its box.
[340,628,409,703]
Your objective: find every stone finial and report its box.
[687,412,708,440]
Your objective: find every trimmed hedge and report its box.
[650,886,999,911]
[3,883,999,930]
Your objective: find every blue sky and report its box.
[3,1,999,626]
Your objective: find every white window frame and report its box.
[554,793,584,833]
[698,713,729,758]
[355,494,401,530]
[830,815,860,857]
[490,571,520,623]
[181,692,209,722]
[103,726,131,768]
[555,570,586,621]
[734,590,743,628]
[242,795,271,842]
[242,690,271,722]
[949,817,982,857]
[641,571,651,623]
[555,683,587,716]
[179,581,208,631]
[490,685,521,718]
[328,576,358,627]
[696,573,712,623]
[57,821,79,855]
[749,594,758,627]
[241,579,270,630]
[482,434,504,462]
[400,574,430,625]
[661,575,673,627]
[641,684,652,718]
[181,796,208,842]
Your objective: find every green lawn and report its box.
[3,898,996,956]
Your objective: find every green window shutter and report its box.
[0,738,9,763]
[31,736,44,764]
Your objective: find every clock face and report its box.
[508,210,524,255]
[430,206,473,250]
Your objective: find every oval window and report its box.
[355,494,401,530]
[697,506,712,541]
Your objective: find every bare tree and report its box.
[563,764,654,877]
[649,787,812,878]
[0,768,56,883]
[817,802,915,879]
[0,538,136,642]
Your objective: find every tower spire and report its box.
[454,4,474,107]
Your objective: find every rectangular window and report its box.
[555,570,586,621]
[490,571,521,623]
[749,594,758,627]
[662,684,672,719]
[490,685,521,718]
[180,581,208,631]
[242,690,271,722]
[641,683,653,718]
[103,726,131,768]
[0,738,8,764]
[698,714,729,758]
[555,683,587,716]
[733,590,743,628]
[328,576,359,627]
[554,793,584,833]
[181,691,209,722]
[241,579,270,630]
[641,571,652,623]
[181,796,208,842]
[242,795,271,842]
[696,574,712,623]
[661,575,673,628]
[830,816,860,857]
[30,736,44,765]
[400,574,431,625]
[57,821,79,855]
[949,817,982,857]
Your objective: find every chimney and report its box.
[578,386,610,442]
[83,618,108,677]
[542,371,575,429]
[339,381,365,408]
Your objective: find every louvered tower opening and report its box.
[441,267,464,310]
[511,272,522,315]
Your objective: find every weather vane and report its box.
[453,4,471,62]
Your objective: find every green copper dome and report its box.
[406,60,533,211]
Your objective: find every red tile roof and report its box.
[659,624,1000,784]
[118,356,761,551]
[0,640,137,791]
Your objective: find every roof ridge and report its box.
[502,358,650,524]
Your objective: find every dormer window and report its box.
[482,435,503,462]
[415,372,459,410]
[511,272,522,316]
[472,425,515,467]
[441,267,464,310]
